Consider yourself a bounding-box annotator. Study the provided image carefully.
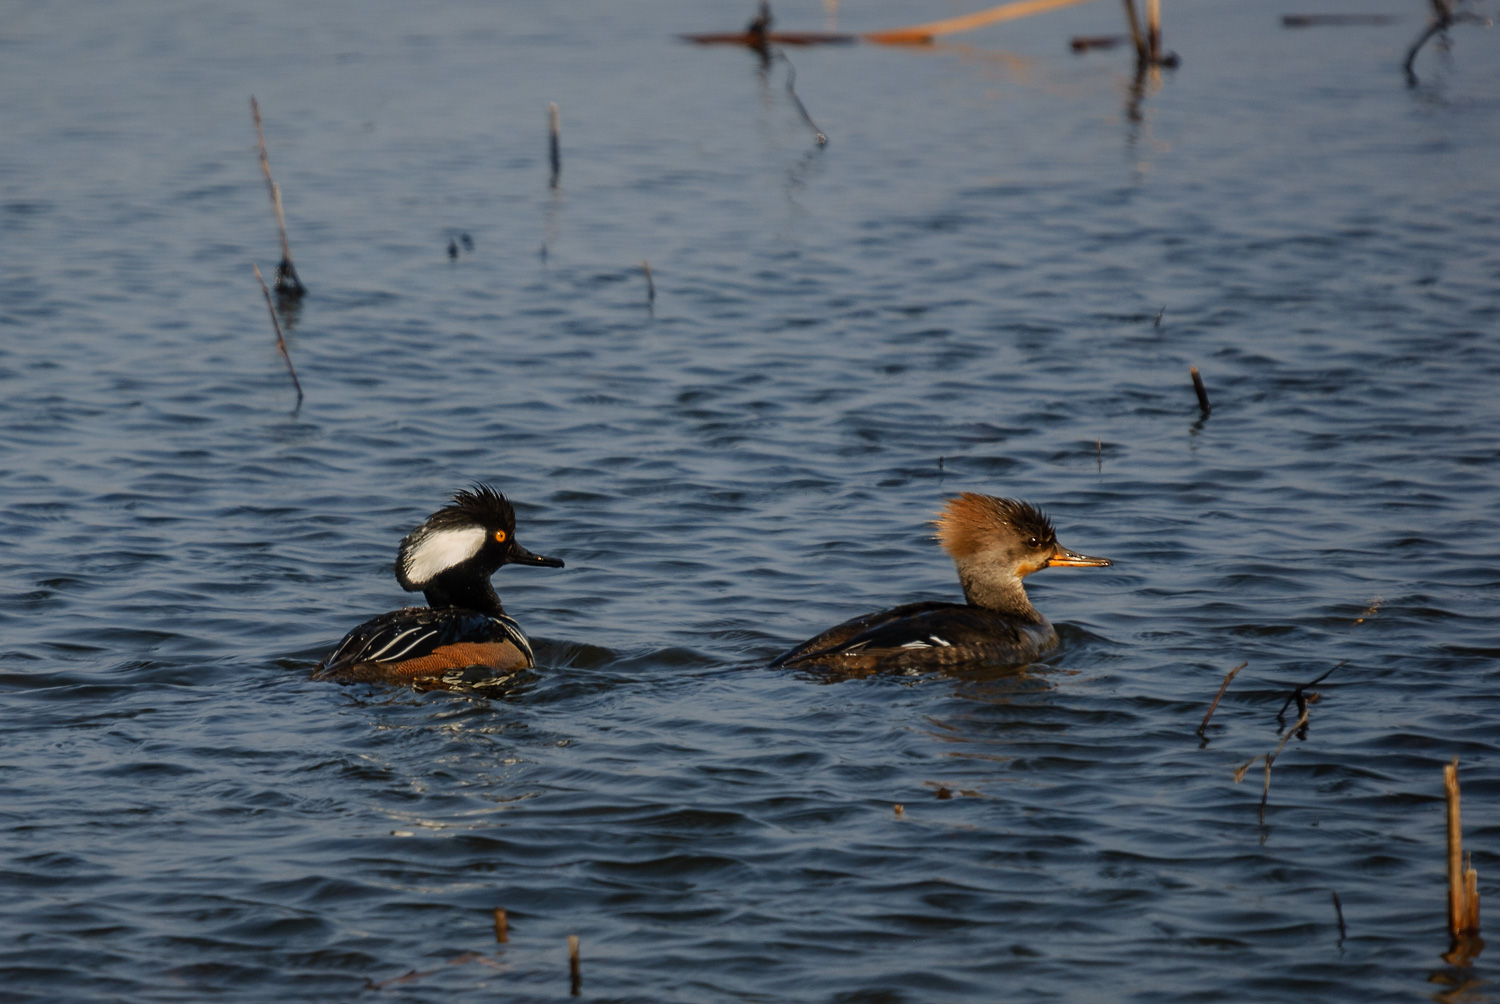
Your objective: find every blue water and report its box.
[2,0,1499,1000]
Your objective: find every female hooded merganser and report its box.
[771,494,1111,672]
[313,485,563,683]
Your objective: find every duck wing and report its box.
[775,604,1053,670]
[313,606,535,682]
[769,601,957,668]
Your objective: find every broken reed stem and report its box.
[1120,0,1149,64]
[1197,661,1247,737]
[249,97,305,297]
[568,934,581,996]
[1190,365,1211,415]
[1146,0,1161,63]
[548,102,561,187]
[778,50,827,146]
[252,264,304,411]
[1331,890,1347,944]
[493,907,508,943]
[642,260,655,303]
[1440,759,1476,942]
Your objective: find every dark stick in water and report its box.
[1404,0,1484,86]
[643,260,655,304]
[1275,662,1343,724]
[778,50,827,146]
[1197,661,1247,737]
[548,102,561,187]
[1331,890,1347,945]
[252,264,304,412]
[250,97,306,298]
[1282,14,1399,27]
[568,935,581,996]
[1120,0,1149,64]
[1190,365,1211,415]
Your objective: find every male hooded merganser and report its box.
[313,485,563,682]
[771,494,1111,672]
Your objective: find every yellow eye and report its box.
[493,530,507,543]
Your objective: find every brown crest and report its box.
[932,493,1055,558]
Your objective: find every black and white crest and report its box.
[395,484,516,590]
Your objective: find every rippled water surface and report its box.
[3,0,1499,1000]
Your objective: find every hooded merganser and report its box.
[770,494,1111,672]
[313,485,564,683]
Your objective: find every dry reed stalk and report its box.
[863,0,1101,44]
[252,264,304,411]
[1190,366,1211,415]
[1197,661,1247,737]
[568,934,581,996]
[493,907,508,943]
[1441,759,1484,964]
[249,97,305,298]
[894,803,904,817]
[548,103,561,187]
[1120,0,1149,63]
[1146,0,1161,62]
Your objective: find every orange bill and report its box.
[1047,547,1112,568]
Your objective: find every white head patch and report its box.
[401,525,486,585]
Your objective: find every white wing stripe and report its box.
[379,629,439,662]
[365,626,425,661]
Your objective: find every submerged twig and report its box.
[1197,661,1247,737]
[776,50,826,146]
[1233,705,1309,822]
[1275,662,1344,724]
[250,97,306,299]
[1331,890,1347,946]
[252,264,304,413]
[642,260,655,305]
[1404,0,1488,85]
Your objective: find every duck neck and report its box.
[956,561,1044,623]
[422,571,504,614]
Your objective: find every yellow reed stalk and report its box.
[864,0,1102,44]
